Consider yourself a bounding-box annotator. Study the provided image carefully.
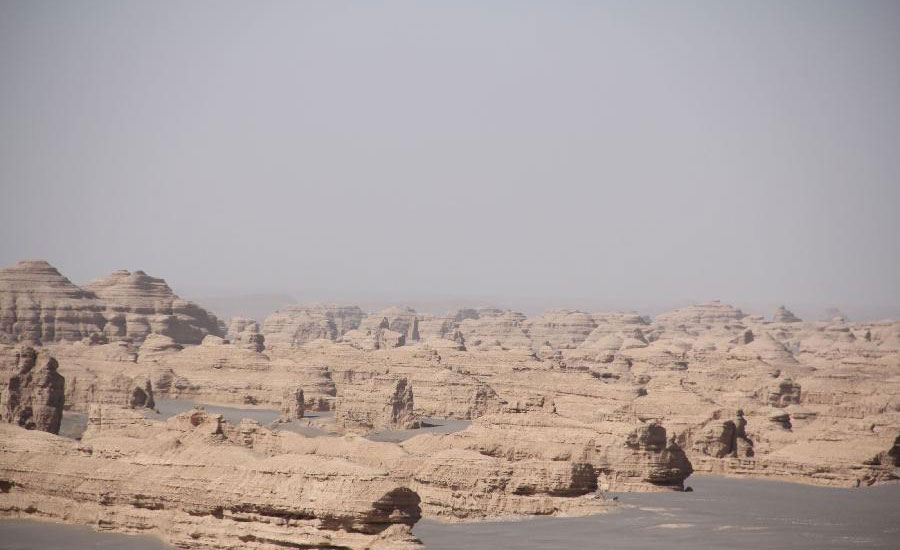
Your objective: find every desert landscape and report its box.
[3,1,899,548]
[1,259,898,549]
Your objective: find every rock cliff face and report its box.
[1,347,65,434]
[655,300,746,327]
[84,269,224,345]
[262,304,364,349]
[65,371,155,412]
[401,412,693,492]
[0,261,224,346]
[0,261,106,344]
[0,407,424,550]
[772,305,802,323]
[280,386,305,420]
[226,317,265,352]
[458,310,532,351]
[360,308,420,343]
[524,310,597,350]
[336,377,418,433]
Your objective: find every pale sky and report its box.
[1,1,899,317]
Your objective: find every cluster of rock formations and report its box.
[1,260,899,549]
[0,260,223,345]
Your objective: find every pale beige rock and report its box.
[84,269,224,344]
[0,260,106,344]
[360,307,420,343]
[262,304,364,349]
[0,408,424,550]
[336,376,418,433]
[225,317,265,352]
[772,305,802,323]
[1,347,65,434]
[523,309,597,350]
[458,309,532,351]
[280,386,305,420]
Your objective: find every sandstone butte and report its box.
[1,260,899,549]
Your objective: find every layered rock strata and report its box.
[0,407,424,549]
[1,347,65,434]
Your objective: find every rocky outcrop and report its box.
[458,309,532,351]
[226,317,265,352]
[688,410,754,459]
[340,327,406,350]
[762,378,802,407]
[523,310,597,350]
[655,300,746,326]
[280,386,305,420]
[0,260,107,344]
[0,408,424,549]
[773,305,802,323]
[402,448,608,519]
[360,307,420,343]
[262,304,364,349]
[1,347,65,434]
[336,377,418,433]
[417,314,465,349]
[601,422,693,490]
[84,269,224,345]
[64,371,154,412]
[401,412,693,492]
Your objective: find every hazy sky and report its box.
[1,1,899,314]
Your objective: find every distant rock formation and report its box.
[0,260,106,344]
[524,310,597,350]
[458,309,532,351]
[0,260,224,345]
[1,347,65,434]
[762,378,802,408]
[279,386,305,421]
[773,305,802,323]
[262,304,364,349]
[336,376,418,433]
[360,307,420,343]
[84,269,224,344]
[655,300,746,326]
[225,317,265,352]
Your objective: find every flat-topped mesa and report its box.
[773,305,802,323]
[225,317,265,352]
[0,407,424,550]
[336,376,418,433]
[0,260,107,344]
[84,269,224,345]
[262,303,364,349]
[1,347,65,434]
[655,300,746,327]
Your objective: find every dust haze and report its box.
[2,1,899,319]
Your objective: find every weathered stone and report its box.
[1,347,65,434]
